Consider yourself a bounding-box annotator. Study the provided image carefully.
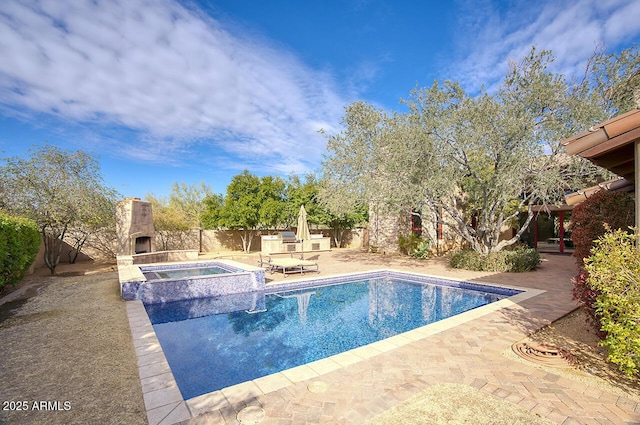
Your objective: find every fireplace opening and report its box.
[135,236,152,254]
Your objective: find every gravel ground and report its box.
[0,251,637,425]
[0,263,146,425]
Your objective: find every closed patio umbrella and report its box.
[296,205,311,259]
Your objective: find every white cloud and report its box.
[604,1,640,44]
[0,0,345,173]
[449,0,640,93]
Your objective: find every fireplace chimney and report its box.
[115,198,155,256]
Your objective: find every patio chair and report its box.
[267,253,320,277]
[258,253,275,272]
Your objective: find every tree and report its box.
[322,48,612,255]
[146,193,191,251]
[201,193,224,229]
[221,170,261,252]
[258,176,287,231]
[145,182,214,251]
[285,174,324,227]
[319,204,368,248]
[211,170,282,252]
[586,44,640,114]
[0,145,118,274]
[66,189,117,263]
[201,171,293,251]
[319,101,388,216]
[290,174,367,247]
[168,181,213,228]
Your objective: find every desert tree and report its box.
[586,44,640,114]
[322,48,613,255]
[283,175,317,228]
[66,188,118,263]
[146,182,215,250]
[0,145,118,273]
[168,181,213,228]
[145,193,190,251]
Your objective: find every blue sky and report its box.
[1,0,639,198]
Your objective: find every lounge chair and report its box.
[259,253,319,277]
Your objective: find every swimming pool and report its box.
[144,271,522,399]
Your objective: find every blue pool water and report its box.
[142,265,233,281]
[145,275,517,399]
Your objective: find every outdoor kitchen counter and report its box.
[261,233,330,254]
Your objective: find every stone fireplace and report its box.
[116,198,155,256]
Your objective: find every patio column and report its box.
[558,211,565,254]
[533,213,538,250]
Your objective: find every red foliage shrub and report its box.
[569,189,634,265]
[571,270,605,337]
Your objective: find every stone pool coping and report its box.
[125,269,544,425]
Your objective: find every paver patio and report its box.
[127,251,640,425]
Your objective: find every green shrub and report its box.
[585,229,640,377]
[398,234,431,259]
[0,212,41,288]
[450,249,484,270]
[450,246,540,272]
[398,234,420,255]
[411,240,431,259]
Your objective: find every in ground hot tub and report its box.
[118,259,265,303]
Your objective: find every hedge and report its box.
[0,212,41,288]
[450,246,541,273]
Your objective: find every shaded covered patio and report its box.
[528,205,575,255]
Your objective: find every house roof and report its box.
[561,108,640,184]
[565,177,634,206]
